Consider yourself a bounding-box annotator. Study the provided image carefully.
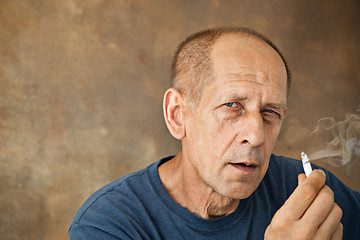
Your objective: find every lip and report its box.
[229,162,258,174]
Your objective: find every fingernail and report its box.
[318,169,326,178]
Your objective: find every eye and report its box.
[224,102,239,108]
[261,109,281,120]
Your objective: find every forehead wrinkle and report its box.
[225,79,271,87]
[225,72,285,86]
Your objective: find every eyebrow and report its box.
[216,92,248,102]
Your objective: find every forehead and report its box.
[208,34,288,96]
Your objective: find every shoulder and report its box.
[71,169,145,222]
[69,160,162,239]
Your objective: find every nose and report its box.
[237,112,265,147]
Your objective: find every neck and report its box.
[158,151,239,219]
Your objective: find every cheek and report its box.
[185,114,214,156]
[191,113,224,144]
[267,122,282,139]
[264,124,283,149]
[187,117,230,168]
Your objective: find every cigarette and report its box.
[301,152,312,177]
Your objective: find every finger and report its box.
[277,170,326,220]
[315,203,343,239]
[298,173,306,185]
[301,185,335,228]
[330,223,343,240]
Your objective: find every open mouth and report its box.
[231,162,256,167]
[230,162,257,172]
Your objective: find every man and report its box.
[69,27,360,239]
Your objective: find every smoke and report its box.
[304,111,360,174]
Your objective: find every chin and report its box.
[220,184,258,200]
[230,191,254,200]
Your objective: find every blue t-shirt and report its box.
[69,155,360,239]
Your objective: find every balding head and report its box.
[170,27,291,107]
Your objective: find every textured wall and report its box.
[0,1,359,239]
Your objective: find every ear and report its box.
[163,88,186,140]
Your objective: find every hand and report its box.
[264,169,343,240]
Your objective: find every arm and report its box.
[265,169,343,239]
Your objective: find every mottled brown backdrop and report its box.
[1,0,359,239]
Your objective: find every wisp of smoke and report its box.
[304,111,360,174]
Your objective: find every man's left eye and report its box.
[264,109,275,114]
[262,109,281,118]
